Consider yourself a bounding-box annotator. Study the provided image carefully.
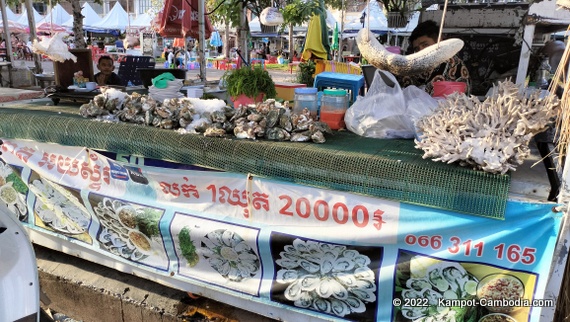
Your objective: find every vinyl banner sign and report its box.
[0,138,562,322]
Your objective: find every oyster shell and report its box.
[204,126,227,137]
[291,131,311,142]
[266,108,284,128]
[266,127,290,141]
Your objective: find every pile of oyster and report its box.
[79,90,332,143]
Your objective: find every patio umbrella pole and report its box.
[198,0,206,82]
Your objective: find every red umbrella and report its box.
[36,22,67,34]
[0,20,26,34]
[154,0,213,39]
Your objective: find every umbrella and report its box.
[0,20,26,34]
[331,22,339,51]
[301,13,331,61]
[154,0,214,39]
[209,30,222,47]
[36,22,67,34]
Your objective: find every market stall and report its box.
[0,95,565,321]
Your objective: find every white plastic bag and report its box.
[344,70,438,139]
[403,84,439,135]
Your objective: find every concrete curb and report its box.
[35,245,275,322]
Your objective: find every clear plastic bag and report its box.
[345,69,438,139]
[403,84,439,137]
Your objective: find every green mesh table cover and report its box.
[0,101,511,219]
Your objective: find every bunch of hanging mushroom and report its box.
[414,80,560,174]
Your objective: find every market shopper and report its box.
[398,20,471,96]
[167,49,175,68]
[94,55,122,86]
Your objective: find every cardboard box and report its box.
[275,82,306,101]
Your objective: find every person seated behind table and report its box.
[398,20,470,96]
[94,55,122,86]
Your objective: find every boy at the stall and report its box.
[94,55,122,86]
[398,20,471,96]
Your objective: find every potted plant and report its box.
[222,65,277,107]
[296,60,316,87]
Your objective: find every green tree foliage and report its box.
[282,0,324,27]
[207,0,346,31]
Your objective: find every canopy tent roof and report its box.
[130,12,154,28]
[343,0,388,36]
[324,9,338,30]
[90,2,130,31]
[2,8,20,21]
[38,4,72,26]
[16,7,43,27]
[249,16,261,33]
[63,2,100,28]
[249,16,282,37]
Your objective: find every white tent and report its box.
[90,2,130,31]
[343,0,388,36]
[63,2,100,28]
[2,8,20,21]
[38,4,72,26]
[324,9,338,30]
[249,16,261,33]
[130,13,153,28]
[16,7,43,27]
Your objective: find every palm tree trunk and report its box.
[70,0,86,49]
[24,0,42,74]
